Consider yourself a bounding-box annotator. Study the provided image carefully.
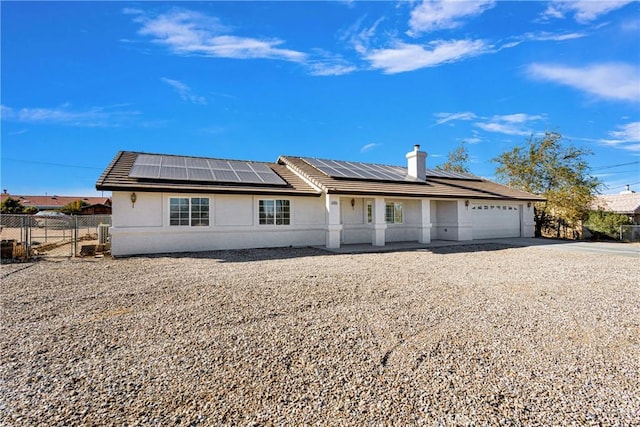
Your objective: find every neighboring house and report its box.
[593,191,640,224]
[96,146,544,256]
[0,192,112,214]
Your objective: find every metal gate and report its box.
[0,214,112,260]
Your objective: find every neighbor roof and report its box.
[0,194,111,209]
[593,193,640,214]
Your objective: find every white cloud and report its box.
[541,1,633,24]
[433,111,477,126]
[306,50,357,76]
[599,122,640,152]
[161,78,206,104]
[523,31,587,42]
[134,9,306,62]
[360,143,381,153]
[527,62,640,102]
[475,113,545,136]
[366,39,488,74]
[307,62,357,76]
[408,0,496,35]
[0,104,140,127]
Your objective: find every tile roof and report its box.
[593,193,640,214]
[278,156,544,201]
[96,151,321,197]
[0,194,111,209]
[95,151,544,201]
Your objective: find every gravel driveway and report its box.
[1,244,639,425]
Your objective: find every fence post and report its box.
[73,215,78,257]
[23,216,30,260]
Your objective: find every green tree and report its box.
[584,210,632,240]
[493,131,601,238]
[60,199,88,214]
[437,142,470,173]
[0,197,25,213]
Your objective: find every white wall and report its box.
[110,191,325,256]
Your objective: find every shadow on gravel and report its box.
[138,246,334,263]
[426,243,516,255]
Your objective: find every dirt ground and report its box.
[1,244,639,425]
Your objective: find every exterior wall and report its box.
[431,199,536,240]
[110,191,537,255]
[109,191,325,256]
[385,198,421,242]
[340,197,370,245]
[432,200,461,241]
[339,197,423,244]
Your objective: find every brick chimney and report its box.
[406,144,427,181]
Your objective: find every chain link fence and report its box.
[1,214,111,260]
[620,225,640,242]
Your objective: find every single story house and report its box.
[593,191,640,225]
[96,146,544,256]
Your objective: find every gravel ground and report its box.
[1,244,639,425]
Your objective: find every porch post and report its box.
[326,194,342,249]
[372,197,387,246]
[419,199,432,244]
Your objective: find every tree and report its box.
[584,210,632,240]
[437,142,470,173]
[60,199,88,214]
[493,131,601,238]
[0,197,25,213]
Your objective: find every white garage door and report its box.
[471,204,520,239]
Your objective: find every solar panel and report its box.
[187,168,214,181]
[303,158,411,182]
[212,169,240,182]
[129,154,287,186]
[425,169,480,180]
[302,157,481,182]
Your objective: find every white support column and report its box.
[457,199,473,241]
[325,194,343,248]
[521,203,535,237]
[419,199,432,244]
[372,197,387,246]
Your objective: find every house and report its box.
[593,189,640,225]
[0,191,112,214]
[96,146,544,256]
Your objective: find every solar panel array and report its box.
[129,154,287,186]
[303,158,411,182]
[303,158,480,182]
[425,169,480,180]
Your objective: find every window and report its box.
[366,201,373,224]
[190,197,210,226]
[385,202,403,224]
[170,197,209,226]
[259,199,290,225]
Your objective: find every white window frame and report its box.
[366,201,373,224]
[169,197,210,227]
[385,202,403,224]
[258,199,291,225]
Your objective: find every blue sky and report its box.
[1,1,639,197]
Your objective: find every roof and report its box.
[593,193,640,214]
[0,194,111,209]
[278,156,544,201]
[96,151,321,196]
[96,151,544,201]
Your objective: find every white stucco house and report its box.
[96,146,544,256]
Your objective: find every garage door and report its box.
[471,204,520,239]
